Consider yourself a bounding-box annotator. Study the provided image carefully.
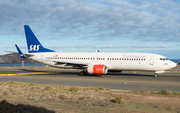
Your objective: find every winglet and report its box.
[15,44,27,58]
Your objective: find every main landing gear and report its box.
[80,70,87,76]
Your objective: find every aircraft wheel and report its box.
[154,74,158,77]
[83,71,86,75]
[80,71,86,76]
[80,71,84,76]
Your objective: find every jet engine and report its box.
[87,65,108,74]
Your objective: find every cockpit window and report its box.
[160,58,168,61]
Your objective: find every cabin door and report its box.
[149,56,154,65]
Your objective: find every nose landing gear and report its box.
[154,74,158,77]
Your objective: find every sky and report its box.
[0,0,180,58]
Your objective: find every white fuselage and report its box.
[30,52,177,73]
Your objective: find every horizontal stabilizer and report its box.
[15,44,27,58]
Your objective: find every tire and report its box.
[154,74,158,77]
[80,71,84,76]
[83,71,86,75]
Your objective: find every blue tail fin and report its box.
[15,44,27,58]
[24,25,55,53]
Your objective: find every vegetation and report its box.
[0,82,179,113]
[69,86,78,92]
[132,87,180,97]
[114,96,123,104]
[58,94,67,100]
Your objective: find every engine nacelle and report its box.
[87,65,108,74]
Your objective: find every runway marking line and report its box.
[0,72,62,76]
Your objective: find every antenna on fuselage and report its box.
[96,50,100,53]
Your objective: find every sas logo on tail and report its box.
[29,45,40,51]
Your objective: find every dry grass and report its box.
[0,81,180,113]
[58,94,67,100]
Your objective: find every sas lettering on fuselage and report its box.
[122,55,146,59]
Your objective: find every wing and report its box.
[31,58,89,67]
[4,50,34,58]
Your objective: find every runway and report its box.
[0,68,180,92]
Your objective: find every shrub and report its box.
[138,87,145,93]
[30,87,35,90]
[83,87,95,90]
[114,96,123,104]
[3,91,8,96]
[79,96,86,100]
[69,87,78,92]
[96,87,105,91]
[172,91,179,96]
[161,89,170,95]
[58,94,67,100]
[9,89,15,94]
[44,86,51,91]
[7,81,16,84]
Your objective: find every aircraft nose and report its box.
[171,62,177,68]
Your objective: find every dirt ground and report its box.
[0,81,179,113]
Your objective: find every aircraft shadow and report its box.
[30,71,154,77]
[76,72,154,77]
[106,73,154,77]
[18,69,48,72]
[0,100,55,113]
[17,69,163,78]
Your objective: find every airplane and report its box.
[14,25,177,77]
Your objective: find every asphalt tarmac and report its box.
[0,68,180,92]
